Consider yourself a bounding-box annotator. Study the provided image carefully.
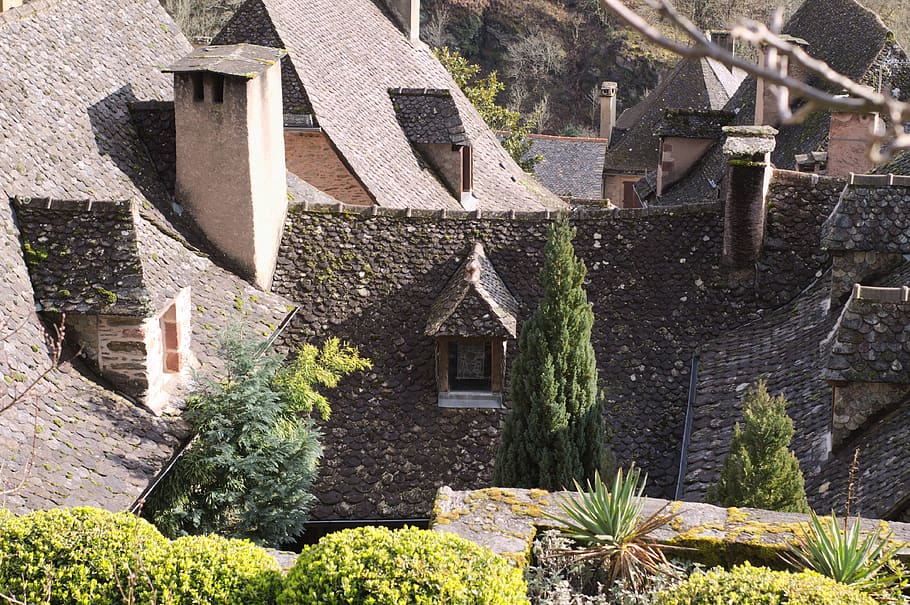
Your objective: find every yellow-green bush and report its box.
[654,562,877,605]
[0,507,280,605]
[163,535,281,605]
[278,526,529,605]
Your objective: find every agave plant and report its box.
[786,510,905,592]
[545,465,676,592]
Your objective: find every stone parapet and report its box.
[431,486,910,566]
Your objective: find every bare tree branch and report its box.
[599,0,910,160]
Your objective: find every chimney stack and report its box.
[599,81,617,143]
[826,108,881,178]
[387,0,421,44]
[721,125,777,273]
[708,30,734,57]
[166,44,288,291]
[755,35,809,126]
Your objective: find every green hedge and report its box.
[279,526,529,604]
[654,563,877,605]
[0,507,280,605]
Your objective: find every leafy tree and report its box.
[707,380,810,513]
[494,219,607,490]
[144,332,370,546]
[434,46,541,173]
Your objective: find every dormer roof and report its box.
[13,198,153,316]
[389,88,470,147]
[821,174,910,253]
[824,285,910,384]
[163,43,286,79]
[426,243,519,339]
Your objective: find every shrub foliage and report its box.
[654,563,877,605]
[707,380,809,513]
[0,507,280,605]
[494,219,607,491]
[144,332,370,546]
[278,525,528,605]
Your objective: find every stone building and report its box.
[2,0,910,528]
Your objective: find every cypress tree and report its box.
[493,219,606,490]
[707,380,810,513]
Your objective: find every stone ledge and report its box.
[430,486,910,566]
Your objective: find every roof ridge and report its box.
[12,197,134,213]
[527,133,609,143]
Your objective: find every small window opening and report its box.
[447,340,492,392]
[161,302,181,373]
[212,74,225,104]
[192,73,204,102]
[461,146,473,193]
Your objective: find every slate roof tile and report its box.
[389,88,470,147]
[214,0,563,211]
[525,135,607,199]
[822,177,910,253]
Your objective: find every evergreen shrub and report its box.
[0,507,281,605]
[654,563,877,605]
[278,526,529,605]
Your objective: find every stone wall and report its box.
[432,486,910,566]
[284,130,373,206]
[272,189,833,520]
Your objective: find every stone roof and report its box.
[875,150,910,175]
[214,0,563,211]
[824,287,910,384]
[389,88,470,147]
[656,109,735,139]
[426,243,519,339]
[163,43,285,78]
[658,0,905,205]
[821,174,910,253]
[13,199,153,316]
[0,0,294,513]
[525,135,607,199]
[272,186,832,519]
[604,58,743,175]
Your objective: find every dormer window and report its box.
[389,87,475,210]
[425,243,519,408]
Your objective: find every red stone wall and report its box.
[285,130,374,206]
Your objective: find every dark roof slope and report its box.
[426,243,519,339]
[527,135,607,199]
[822,175,910,253]
[824,293,910,384]
[14,199,152,316]
[214,0,563,211]
[656,109,735,139]
[604,58,742,175]
[389,88,470,147]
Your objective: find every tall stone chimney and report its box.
[826,109,880,178]
[721,125,777,273]
[387,0,421,44]
[599,81,617,143]
[755,35,809,126]
[166,44,288,291]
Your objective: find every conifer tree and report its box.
[707,380,810,513]
[144,332,370,546]
[493,219,606,490]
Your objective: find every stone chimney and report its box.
[599,81,617,143]
[755,35,809,126]
[721,125,777,272]
[387,0,421,44]
[0,0,22,11]
[166,44,288,291]
[708,30,734,57]
[826,109,880,178]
